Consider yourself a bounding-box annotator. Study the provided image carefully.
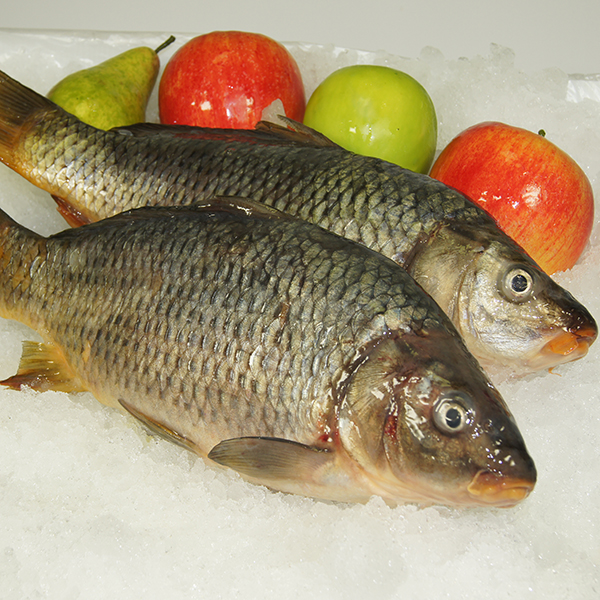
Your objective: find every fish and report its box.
[0,69,595,374]
[0,196,536,507]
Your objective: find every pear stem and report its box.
[155,36,176,54]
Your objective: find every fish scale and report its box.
[0,69,596,373]
[0,197,537,505]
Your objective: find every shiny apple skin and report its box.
[430,121,594,274]
[159,31,305,129]
[303,65,437,174]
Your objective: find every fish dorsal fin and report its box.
[112,117,339,149]
[115,196,292,225]
[52,196,293,233]
[254,117,340,148]
[0,341,87,393]
[111,122,286,145]
[208,437,333,482]
[192,196,293,221]
[119,398,202,455]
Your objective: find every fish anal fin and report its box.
[51,194,92,227]
[208,436,334,483]
[118,398,201,455]
[0,340,87,393]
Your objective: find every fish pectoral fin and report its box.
[118,399,201,455]
[0,341,87,393]
[208,436,333,482]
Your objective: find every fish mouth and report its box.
[534,325,597,370]
[467,470,535,508]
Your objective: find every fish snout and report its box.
[544,310,598,364]
[467,469,536,508]
[467,444,537,508]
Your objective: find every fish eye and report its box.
[433,394,473,435]
[501,267,535,301]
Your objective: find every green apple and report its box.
[303,65,437,173]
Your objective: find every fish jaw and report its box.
[473,318,598,375]
[529,323,597,371]
[341,446,537,509]
[511,279,598,372]
[467,470,535,508]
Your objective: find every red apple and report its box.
[430,121,594,274]
[158,31,306,129]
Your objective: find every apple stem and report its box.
[155,36,176,55]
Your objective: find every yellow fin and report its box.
[119,398,201,455]
[0,340,87,393]
[208,436,333,482]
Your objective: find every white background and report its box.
[3,0,600,75]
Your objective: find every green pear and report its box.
[47,37,175,130]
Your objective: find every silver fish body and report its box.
[0,198,536,507]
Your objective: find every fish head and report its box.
[459,236,597,372]
[338,332,536,507]
[410,223,597,373]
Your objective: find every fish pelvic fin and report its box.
[0,341,87,393]
[118,399,203,455]
[0,70,59,172]
[51,194,93,227]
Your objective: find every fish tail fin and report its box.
[0,206,44,321]
[0,207,87,394]
[0,70,64,172]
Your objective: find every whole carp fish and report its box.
[0,70,595,374]
[0,197,535,507]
